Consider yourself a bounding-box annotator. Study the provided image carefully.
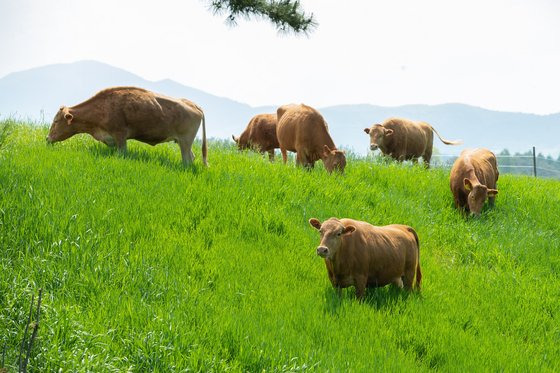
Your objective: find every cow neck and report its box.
[319,138,337,161]
[464,163,482,187]
[328,240,350,272]
[68,105,102,135]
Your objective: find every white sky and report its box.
[1,0,559,114]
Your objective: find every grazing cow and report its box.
[232,113,279,160]
[450,148,499,216]
[46,86,207,166]
[309,217,421,299]
[364,118,462,167]
[276,104,346,173]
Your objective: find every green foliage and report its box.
[1,124,560,371]
[208,0,317,34]
[499,149,560,178]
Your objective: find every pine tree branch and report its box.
[208,0,317,34]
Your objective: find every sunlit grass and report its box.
[1,123,559,371]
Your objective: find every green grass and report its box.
[1,123,559,371]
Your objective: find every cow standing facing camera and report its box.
[309,217,421,299]
[364,117,462,167]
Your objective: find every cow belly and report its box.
[93,129,116,146]
[366,276,392,287]
[333,274,355,288]
[133,135,174,146]
[367,266,403,287]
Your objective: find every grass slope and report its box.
[1,124,559,371]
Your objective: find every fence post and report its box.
[532,146,537,178]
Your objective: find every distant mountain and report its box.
[1,60,559,156]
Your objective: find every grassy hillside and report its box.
[1,124,559,371]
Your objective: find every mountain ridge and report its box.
[1,60,559,156]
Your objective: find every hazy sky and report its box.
[1,0,559,114]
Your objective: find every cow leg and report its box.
[268,149,275,161]
[115,136,127,154]
[281,148,288,164]
[392,277,404,289]
[295,152,304,167]
[178,139,195,166]
[403,267,416,291]
[300,152,314,170]
[423,149,432,168]
[455,191,468,210]
[354,276,367,300]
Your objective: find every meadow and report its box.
[1,123,559,371]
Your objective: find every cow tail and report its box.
[408,227,422,289]
[430,125,463,146]
[201,112,208,166]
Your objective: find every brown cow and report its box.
[364,118,462,167]
[309,217,421,299]
[450,148,499,216]
[232,113,279,160]
[46,86,207,166]
[276,103,299,123]
[276,104,346,173]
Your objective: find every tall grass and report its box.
[0,120,14,151]
[1,124,559,371]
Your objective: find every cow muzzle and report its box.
[370,144,378,151]
[316,246,329,257]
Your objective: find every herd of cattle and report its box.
[46,86,501,299]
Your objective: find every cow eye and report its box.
[337,232,342,236]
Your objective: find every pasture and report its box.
[1,123,559,371]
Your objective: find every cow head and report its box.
[47,106,76,143]
[464,178,498,216]
[364,124,393,151]
[232,134,250,150]
[322,145,347,173]
[309,218,356,259]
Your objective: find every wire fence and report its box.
[431,147,560,180]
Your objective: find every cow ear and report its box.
[385,128,394,136]
[309,218,322,230]
[363,128,370,134]
[342,225,356,235]
[64,113,73,125]
[232,135,238,143]
[464,178,473,191]
[487,189,498,197]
